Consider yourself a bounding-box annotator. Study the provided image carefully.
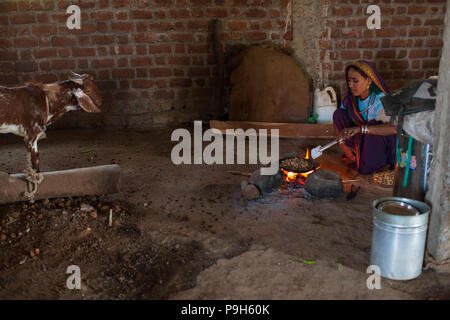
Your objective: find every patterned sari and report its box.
[333,60,396,174]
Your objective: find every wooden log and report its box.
[209,120,335,139]
[0,165,121,204]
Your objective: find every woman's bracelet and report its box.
[360,125,369,135]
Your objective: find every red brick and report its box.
[168,9,190,19]
[52,60,76,70]
[170,78,192,87]
[150,22,172,32]
[130,10,153,19]
[227,20,247,31]
[188,67,210,77]
[409,28,429,37]
[409,50,428,59]
[92,11,114,20]
[149,44,172,54]
[117,46,134,55]
[170,33,193,42]
[93,35,115,45]
[376,50,396,59]
[132,80,155,88]
[422,60,440,68]
[341,50,360,60]
[389,60,409,69]
[149,68,172,77]
[112,69,135,78]
[14,37,38,48]
[78,59,89,68]
[188,44,207,54]
[52,36,77,46]
[0,2,17,12]
[11,14,35,24]
[426,39,443,47]
[245,31,267,41]
[187,20,209,30]
[131,57,152,66]
[341,29,361,38]
[173,68,184,76]
[0,50,17,60]
[58,48,70,58]
[244,8,267,18]
[92,59,115,68]
[36,13,49,23]
[408,6,428,14]
[0,39,11,48]
[14,61,37,72]
[206,8,228,18]
[333,6,353,16]
[169,56,190,65]
[358,40,379,48]
[152,0,174,6]
[116,11,128,20]
[391,17,412,26]
[136,68,147,77]
[190,0,212,6]
[111,0,134,8]
[392,39,413,47]
[136,45,147,55]
[0,16,8,25]
[155,56,166,65]
[111,22,135,32]
[425,18,443,26]
[175,44,185,53]
[153,90,174,99]
[72,47,96,57]
[32,25,56,36]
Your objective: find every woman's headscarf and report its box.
[341,60,390,126]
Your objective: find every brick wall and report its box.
[0,0,447,128]
[0,0,293,128]
[318,0,447,96]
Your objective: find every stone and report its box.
[242,183,261,200]
[305,169,342,199]
[249,169,282,195]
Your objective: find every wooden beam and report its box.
[209,120,335,139]
[0,165,121,204]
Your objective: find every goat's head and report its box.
[68,72,102,113]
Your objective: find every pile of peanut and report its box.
[373,167,395,185]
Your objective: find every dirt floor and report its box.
[0,126,449,300]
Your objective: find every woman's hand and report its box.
[337,126,360,140]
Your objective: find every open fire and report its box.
[281,148,319,185]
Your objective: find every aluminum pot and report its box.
[370,197,430,280]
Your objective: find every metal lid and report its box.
[373,197,430,228]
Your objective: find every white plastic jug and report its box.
[313,86,337,124]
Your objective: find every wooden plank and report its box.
[209,120,335,139]
[0,165,121,204]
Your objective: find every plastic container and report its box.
[370,197,430,280]
[313,87,337,124]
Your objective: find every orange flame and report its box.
[305,147,311,160]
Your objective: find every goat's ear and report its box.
[74,89,102,113]
[69,72,83,85]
